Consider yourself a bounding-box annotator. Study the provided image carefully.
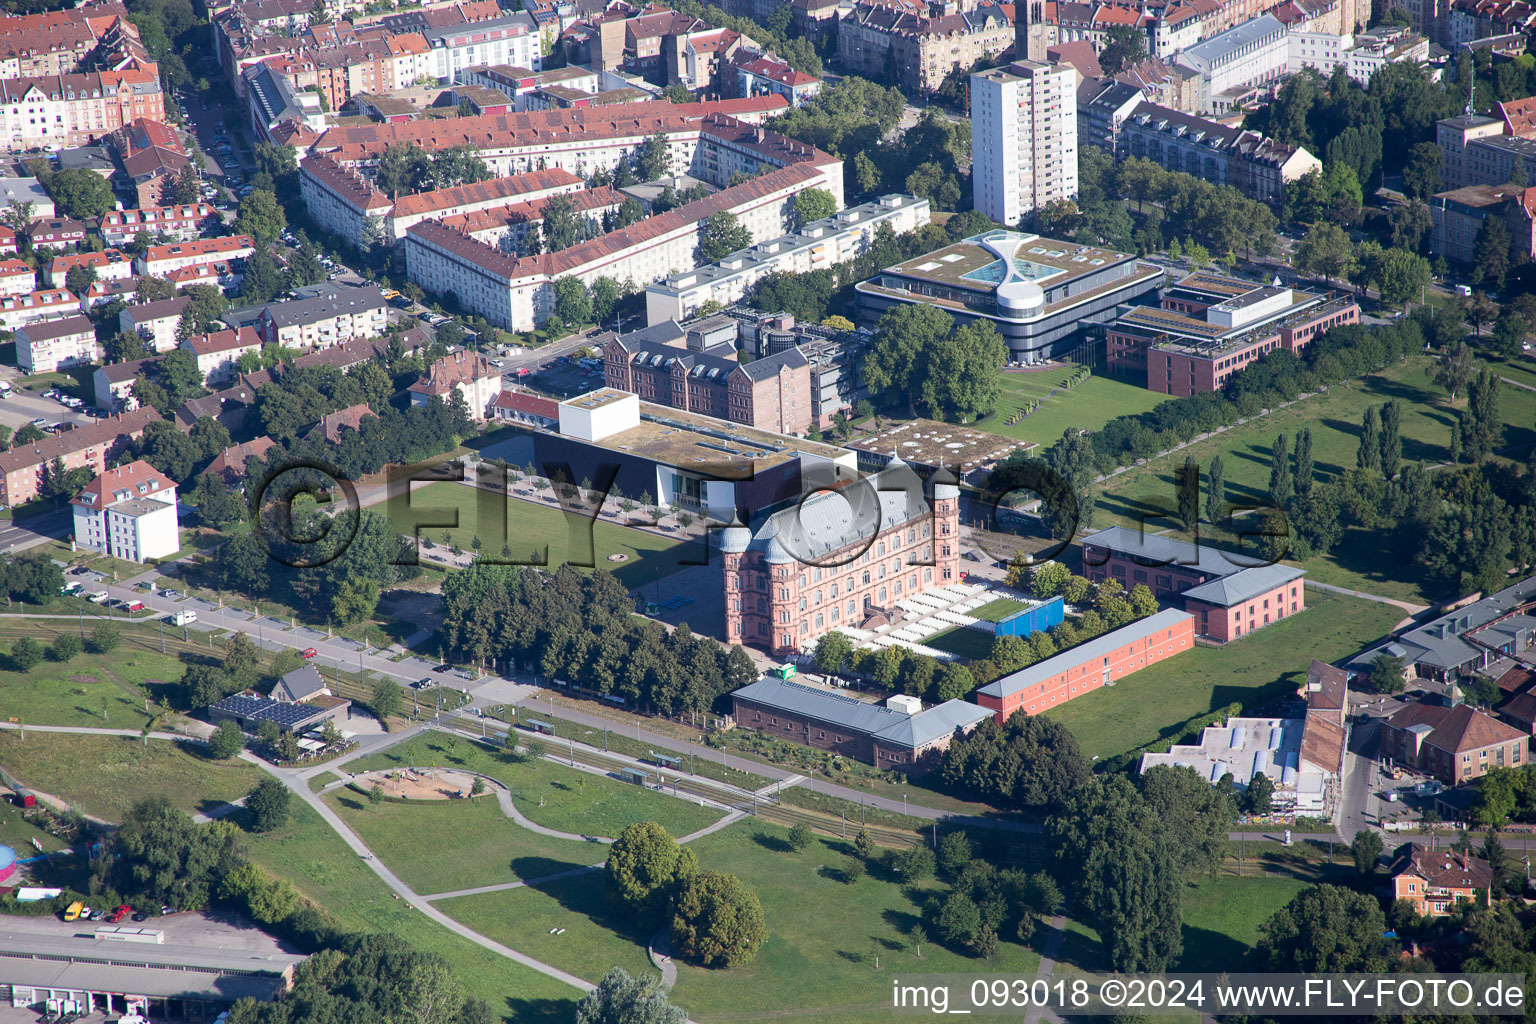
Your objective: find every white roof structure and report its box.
[1139,715,1328,812]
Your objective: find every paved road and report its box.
[0,509,68,554]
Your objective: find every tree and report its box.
[1491,309,1528,357]
[1351,829,1383,875]
[575,968,686,1024]
[1375,247,1431,308]
[863,302,949,414]
[936,663,975,701]
[208,719,244,759]
[371,678,403,720]
[9,636,42,671]
[1027,561,1071,598]
[920,320,1005,422]
[1177,455,1199,528]
[98,797,241,910]
[1206,456,1226,523]
[241,247,282,304]
[1293,428,1314,496]
[46,168,114,220]
[1464,366,1504,459]
[47,632,81,662]
[246,777,291,832]
[1257,884,1390,972]
[787,823,814,851]
[1465,292,1500,336]
[792,188,837,229]
[1431,340,1479,402]
[1403,142,1443,201]
[670,870,766,968]
[894,844,936,881]
[90,622,121,653]
[1380,400,1402,479]
[637,134,671,180]
[697,212,752,263]
[853,828,874,861]
[1472,216,1512,286]
[216,534,270,595]
[1034,199,1081,239]
[1099,23,1147,73]
[813,630,853,677]
[1244,773,1275,816]
[552,277,593,325]
[937,831,973,877]
[1358,406,1381,473]
[941,712,1090,809]
[65,263,97,298]
[1294,220,1353,283]
[233,190,285,245]
[1269,434,1293,506]
[607,821,696,917]
[1364,653,1405,694]
[590,276,622,324]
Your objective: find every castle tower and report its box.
[721,517,751,646]
[931,468,961,585]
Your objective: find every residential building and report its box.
[1173,13,1288,112]
[44,249,133,289]
[970,59,1079,226]
[1380,701,1527,786]
[976,609,1197,720]
[1076,78,1145,155]
[0,407,159,507]
[97,203,216,246]
[1391,843,1494,915]
[730,51,821,106]
[456,64,600,109]
[407,349,501,419]
[719,457,961,656]
[309,401,377,443]
[183,327,263,385]
[77,278,136,311]
[0,5,153,79]
[167,260,242,293]
[645,195,930,325]
[1430,183,1536,266]
[602,318,813,436]
[70,459,179,563]
[0,258,33,298]
[0,288,78,331]
[838,0,1015,95]
[255,284,387,349]
[1343,25,1430,84]
[172,369,272,432]
[92,356,159,413]
[855,229,1163,363]
[207,436,278,480]
[16,314,98,373]
[137,236,256,277]
[730,677,991,774]
[1436,112,1532,191]
[1114,56,1204,113]
[119,296,191,354]
[1448,0,1536,48]
[489,389,558,428]
[0,66,165,149]
[29,217,85,248]
[1105,271,1360,395]
[107,117,193,207]
[1350,575,1536,683]
[0,178,52,219]
[1119,102,1323,205]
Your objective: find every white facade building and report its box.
[183,326,263,384]
[0,258,34,298]
[119,296,191,354]
[70,459,180,564]
[16,314,98,373]
[0,288,78,331]
[1287,30,1353,75]
[970,60,1079,228]
[1174,14,1289,113]
[136,235,255,277]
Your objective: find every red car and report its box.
[107,904,130,923]
[301,648,318,659]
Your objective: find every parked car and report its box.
[63,901,83,921]
[107,905,130,923]
[416,678,433,689]
[125,601,145,612]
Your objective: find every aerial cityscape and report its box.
[0,0,1532,1020]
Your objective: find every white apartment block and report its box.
[404,162,834,332]
[0,259,34,298]
[1288,30,1352,75]
[646,195,931,325]
[98,203,217,246]
[136,235,255,277]
[71,459,180,564]
[16,314,99,373]
[0,288,78,331]
[1175,14,1289,113]
[45,249,134,289]
[0,68,166,150]
[183,326,263,384]
[424,12,541,84]
[256,285,388,349]
[119,296,191,354]
[971,60,1078,228]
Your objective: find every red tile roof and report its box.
[144,236,255,264]
[299,153,392,213]
[187,326,262,356]
[491,389,558,419]
[0,408,160,476]
[1386,701,1527,754]
[1391,843,1493,892]
[408,350,498,396]
[208,436,278,477]
[390,167,582,218]
[441,185,624,235]
[71,458,174,509]
[312,401,377,443]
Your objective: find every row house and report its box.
[15,313,98,373]
[44,248,133,289]
[0,66,164,150]
[97,203,217,247]
[28,216,85,249]
[0,407,159,506]
[0,258,34,298]
[0,4,150,78]
[1118,101,1321,204]
[136,235,255,278]
[440,185,624,252]
[838,0,1015,94]
[0,287,78,331]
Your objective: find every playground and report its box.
[354,767,486,800]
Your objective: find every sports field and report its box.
[981,368,1170,448]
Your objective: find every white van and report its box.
[0,380,12,397]
[170,610,197,626]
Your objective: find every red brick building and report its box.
[1181,563,1306,642]
[975,608,1195,721]
[730,676,990,774]
[603,318,813,436]
[0,408,159,506]
[1380,701,1527,786]
[719,460,960,656]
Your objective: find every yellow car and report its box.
[63,901,83,922]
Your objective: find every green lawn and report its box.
[969,597,1029,622]
[345,734,724,839]
[390,481,692,589]
[1178,873,1311,973]
[1044,590,1401,760]
[922,626,996,660]
[0,644,185,728]
[0,801,69,855]
[0,734,260,820]
[443,819,1042,1024]
[983,371,1171,448]
[323,790,605,895]
[1093,354,1536,603]
[244,799,581,1024]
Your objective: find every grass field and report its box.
[244,799,581,1024]
[346,734,724,839]
[442,819,1041,1024]
[389,481,693,589]
[982,370,1171,449]
[1043,590,1401,760]
[1092,355,1536,603]
[922,626,996,660]
[0,734,260,820]
[0,801,68,855]
[969,597,1029,622]
[324,789,605,894]
[0,644,185,728]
